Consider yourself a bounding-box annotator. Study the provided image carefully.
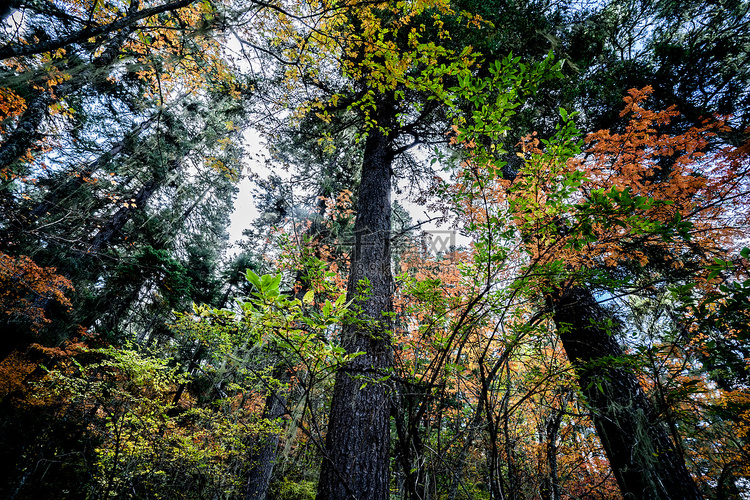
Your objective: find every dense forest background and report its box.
[1,0,750,499]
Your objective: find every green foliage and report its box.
[272,478,318,500]
[447,52,564,177]
[30,345,253,499]
[690,248,750,389]
[3,0,750,498]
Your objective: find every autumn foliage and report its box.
[0,252,73,332]
[1,0,750,496]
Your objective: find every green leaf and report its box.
[245,269,261,289]
[335,293,346,308]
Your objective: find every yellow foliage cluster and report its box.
[0,87,27,128]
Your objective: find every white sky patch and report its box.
[227,132,473,257]
[226,129,269,254]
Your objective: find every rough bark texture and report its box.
[245,376,288,500]
[316,123,393,500]
[551,287,701,500]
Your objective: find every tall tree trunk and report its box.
[316,119,394,500]
[245,200,333,500]
[540,392,567,500]
[52,157,183,337]
[550,287,701,500]
[0,90,51,178]
[245,367,289,500]
[392,388,430,500]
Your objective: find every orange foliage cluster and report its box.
[453,87,750,291]
[273,191,356,297]
[424,87,750,495]
[321,189,355,222]
[572,87,747,270]
[394,246,464,373]
[0,340,90,412]
[0,87,27,130]
[124,1,238,99]
[718,390,750,476]
[0,351,38,399]
[393,241,627,495]
[0,252,73,331]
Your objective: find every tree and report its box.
[3,0,750,497]
[448,84,749,497]
[550,286,700,499]
[0,0,249,351]
[0,252,72,337]
[234,0,569,494]
[570,0,750,144]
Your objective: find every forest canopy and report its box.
[1,0,749,499]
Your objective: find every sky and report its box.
[225,131,470,257]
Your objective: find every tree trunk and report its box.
[447,393,484,500]
[550,287,701,500]
[540,392,567,500]
[245,369,289,500]
[87,158,181,253]
[245,212,331,500]
[392,389,429,500]
[0,91,51,177]
[316,121,394,500]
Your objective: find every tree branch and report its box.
[0,0,194,61]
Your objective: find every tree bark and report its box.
[0,0,194,61]
[0,90,51,177]
[540,392,567,500]
[245,211,331,500]
[245,369,289,500]
[550,287,701,500]
[316,119,394,500]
